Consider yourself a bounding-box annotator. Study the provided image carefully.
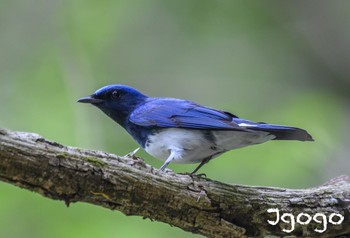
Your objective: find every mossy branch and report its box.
[0,128,349,238]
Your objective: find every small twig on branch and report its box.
[0,128,349,238]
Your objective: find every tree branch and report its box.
[0,128,349,238]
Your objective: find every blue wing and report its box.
[129,98,246,131]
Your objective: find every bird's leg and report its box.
[159,159,172,171]
[191,157,212,174]
[122,147,140,158]
[159,149,179,171]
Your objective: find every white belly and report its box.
[144,128,274,164]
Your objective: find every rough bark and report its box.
[0,128,349,238]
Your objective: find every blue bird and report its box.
[78,84,313,174]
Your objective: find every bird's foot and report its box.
[163,168,174,173]
[195,173,207,178]
[178,172,207,179]
[158,167,174,174]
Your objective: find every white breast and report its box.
[145,128,214,163]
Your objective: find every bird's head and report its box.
[78,84,147,125]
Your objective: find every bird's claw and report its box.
[163,168,173,173]
[178,172,207,179]
[195,173,207,178]
[158,167,174,174]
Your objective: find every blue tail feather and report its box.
[253,125,313,141]
[233,119,314,141]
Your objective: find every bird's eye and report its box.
[111,90,120,100]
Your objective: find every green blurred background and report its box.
[1,1,349,237]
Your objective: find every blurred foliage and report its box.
[0,1,349,237]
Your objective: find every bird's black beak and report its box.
[77,96,104,104]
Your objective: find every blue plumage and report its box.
[78,84,313,173]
